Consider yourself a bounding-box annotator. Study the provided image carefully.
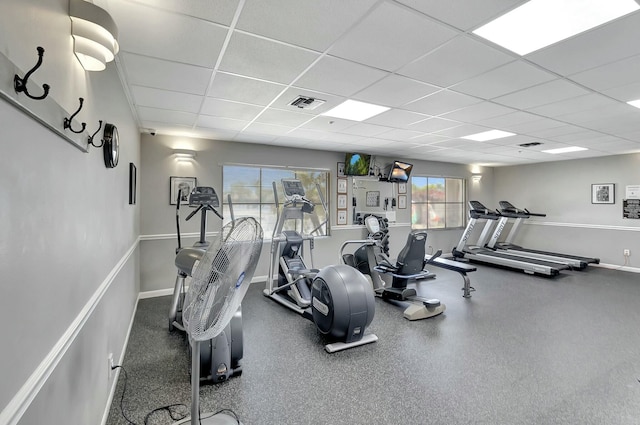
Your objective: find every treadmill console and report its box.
[189,186,220,208]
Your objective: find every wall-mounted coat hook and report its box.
[88,120,104,147]
[63,97,87,134]
[14,46,50,100]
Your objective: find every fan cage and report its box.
[183,217,263,341]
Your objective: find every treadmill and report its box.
[485,201,599,269]
[452,201,569,276]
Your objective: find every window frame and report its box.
[410,175,467,230]
[222,163,330,239]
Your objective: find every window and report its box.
[223,165,329,238]
[411,176,465,229]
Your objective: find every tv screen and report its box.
[387,160,413,182]
[344,153,371,176]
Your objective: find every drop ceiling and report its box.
[96,0,640,166]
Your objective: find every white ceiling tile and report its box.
[236,0,377,51]
[527,12,640,75]
[329,2,458,71]
[555,103,635,126]
[404,90,482,115]
[409,117,461,133]
[352,75,441,107]
[299,116,356,132]
[395,0,527,31]
[569,54,640,92]
[243,122,295,136]
[107,0,240,25]
[294,56,388,97]
[365,109,428,127]
[121,53,213,95]
[377,129,425,141]
[255,108,314,127]
[108,2,227,67]
[131,85,203,113]
[286,128,333,141]
[435,124,494,138]
[502,118,565,134]
[209,73,285,106]
[219,32,320,84]
[410,133,452,145]
[201,98,263,120]
[339,123,396,137]
[493,80,590,110]
[196,115,248,131]
[476,111,546,128]
[399,35,514,87]
[602,82,640,102]
[452,60,556,99]
[137,106,197,126]
[439,102,516,122]
[233,133,277,144]
[526,94,621,118]
[270,137,314,148]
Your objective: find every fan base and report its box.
[174,411,242,424]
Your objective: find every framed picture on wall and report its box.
[337,209,347,225]
[170,176,197,205]
[398,195,407,209]
[398,182,407,194]
[129,163,137,205]
[337,194,348,209]
[337,178,347,194]
[337,162,346,178]
[592,183,615,204]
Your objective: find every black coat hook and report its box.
[14,46,50,100]
[64,97,87,134]
[88,120,104,147]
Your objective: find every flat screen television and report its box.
[387,160,413,182]
[344,153,371,176]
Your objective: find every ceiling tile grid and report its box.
[106,0,640,166]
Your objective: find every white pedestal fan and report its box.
[175,217,263,425]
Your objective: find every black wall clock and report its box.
[103,123,119,168]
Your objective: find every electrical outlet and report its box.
[624,249,630,257]
[108,353,114,378]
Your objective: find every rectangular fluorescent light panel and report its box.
[542,146,588,154]
[461,129,515,141]
[473,0,640,55]
[627,99,640,109]
[321,99,390,122]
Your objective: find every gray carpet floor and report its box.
[106,264,640,425]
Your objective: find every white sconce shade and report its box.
[173,149,197,160]
[70,0,119,71]
[472,174,482,183]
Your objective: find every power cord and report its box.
[112,364,239,425]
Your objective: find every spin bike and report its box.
[168,186,243,383]
[264,179,378,353]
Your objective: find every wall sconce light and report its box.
[173,149,197,161]
[70,0,119,71]
[472,174,482,183]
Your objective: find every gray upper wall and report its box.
[1,0,140,423]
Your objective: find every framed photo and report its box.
[337,162,346,178]
[337,209,347,225]
[128,163,137,205]
[337,178,347,194]
[398,182,407,194]
[398,195,407,209]
[170,176,197,205]
[592,183,615,204]
[337,194,348,209]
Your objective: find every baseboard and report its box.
[100,298,139,425]
[592,262,640,273]
[138,275,268,299]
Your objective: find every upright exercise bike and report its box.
[168,186,243,383]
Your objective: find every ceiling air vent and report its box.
[518,142,543,147]
[289,96,325,110]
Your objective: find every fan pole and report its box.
[191,339,201,424]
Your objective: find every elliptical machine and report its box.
[264,179,378,353]
[168,186,243,383]
[341,215,447,320]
